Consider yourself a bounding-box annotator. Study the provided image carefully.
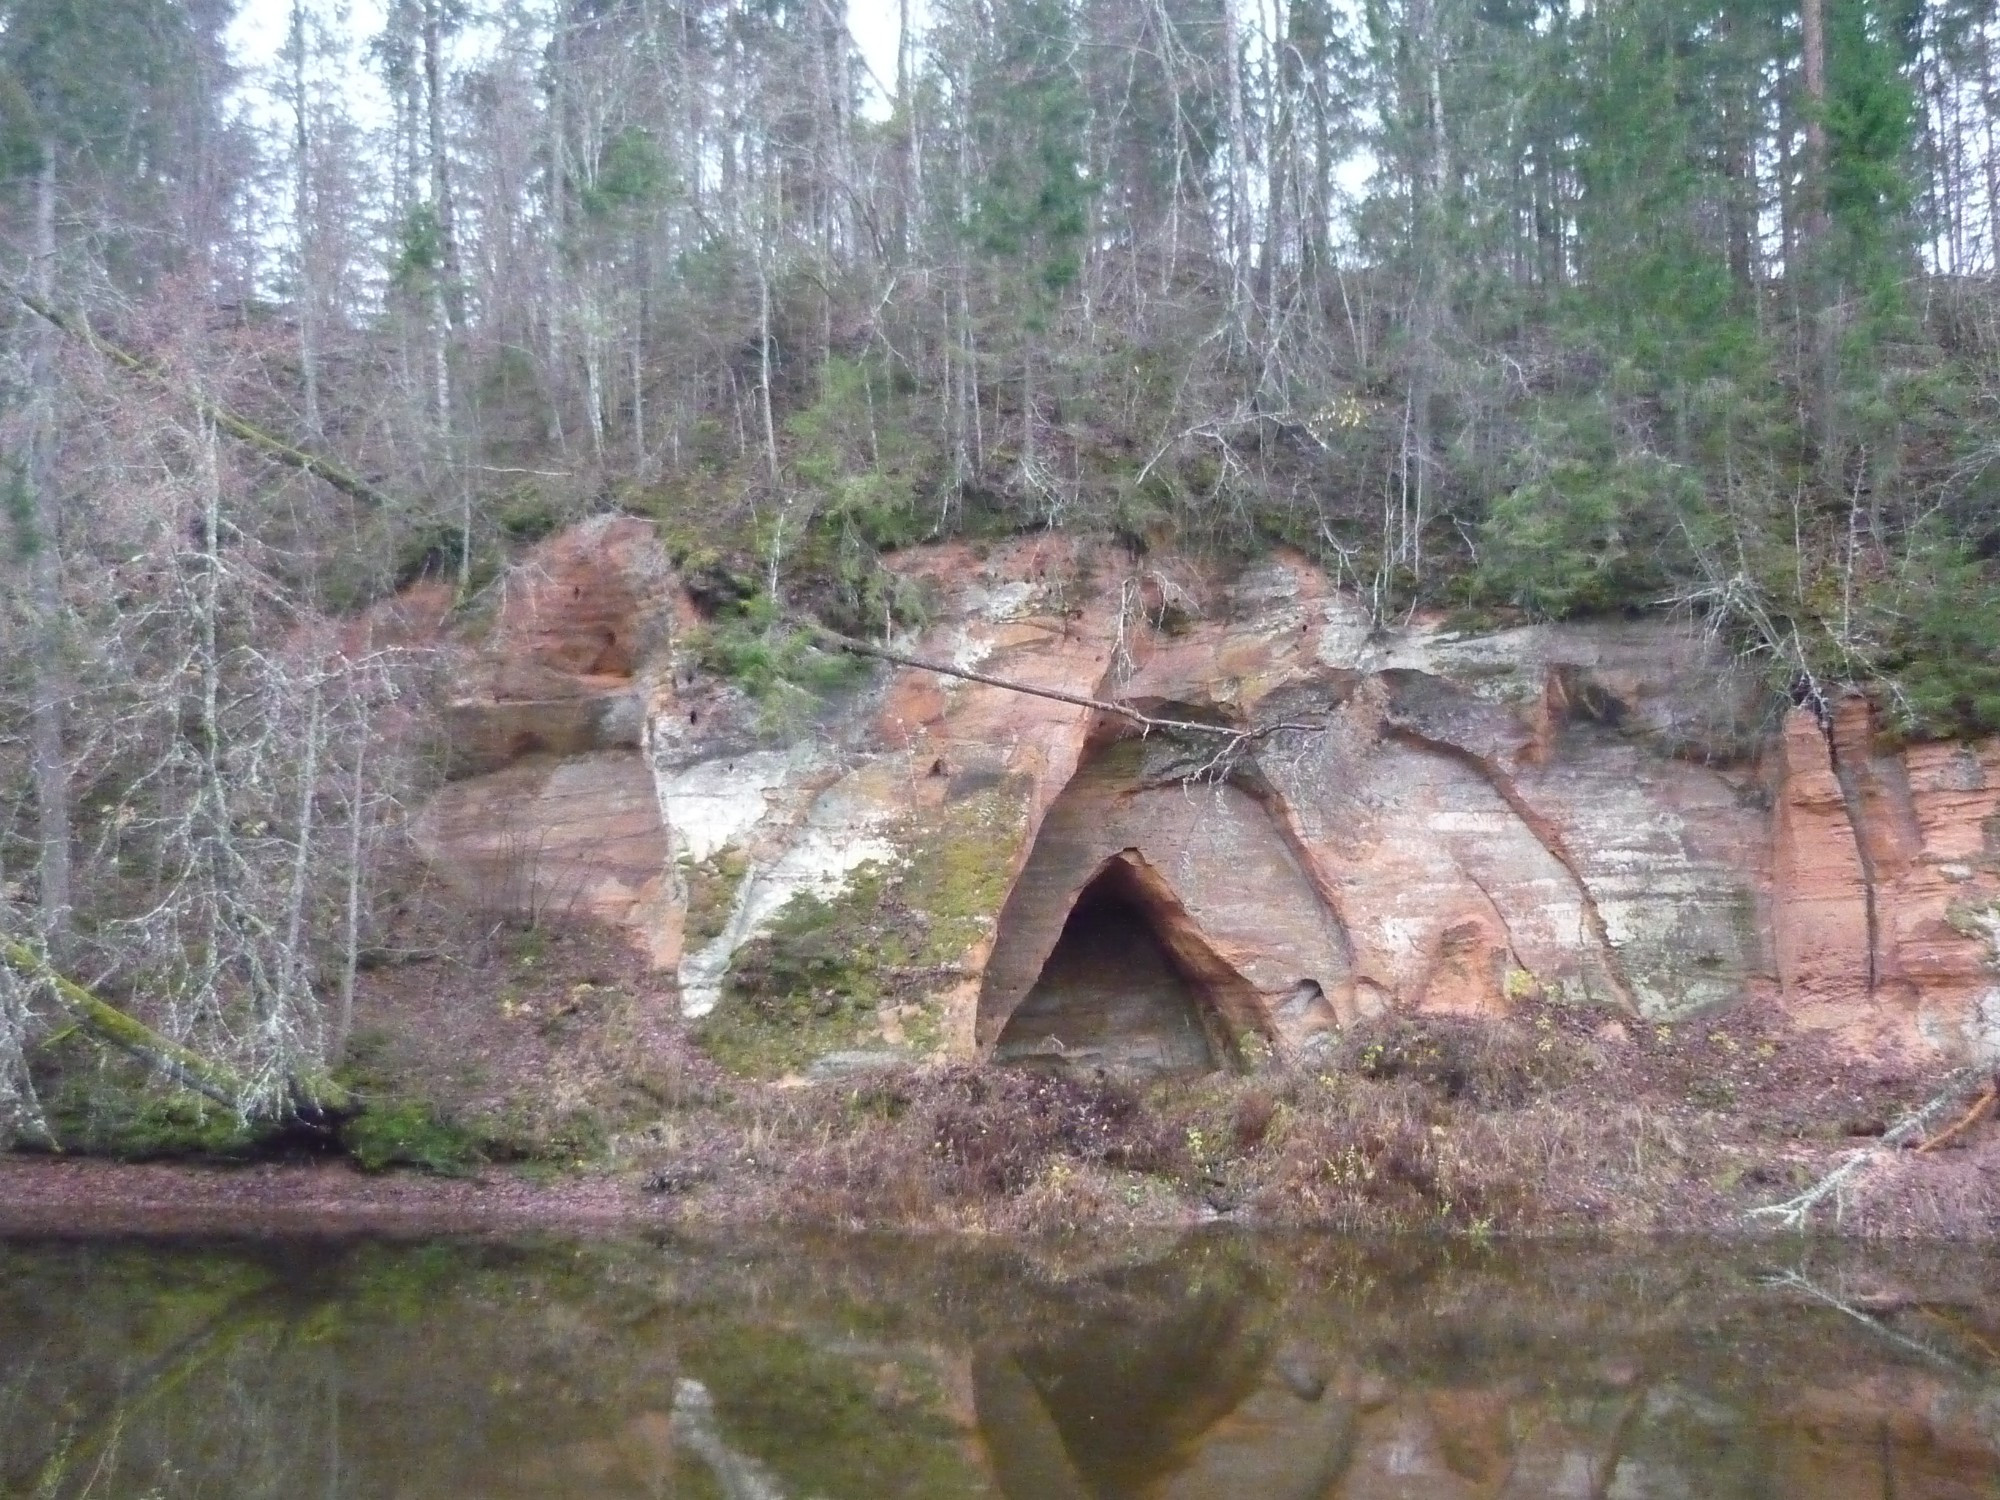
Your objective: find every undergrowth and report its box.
[633,999,1955,1236]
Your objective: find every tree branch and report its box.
[1915,1079,1996,1153]
[805,623,1325,743]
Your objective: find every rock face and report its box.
[413,522,2000,1074]
[411,753,677,966]
[411,514,682,964]
[1773,698,2000,1056]
[443,514,666,776]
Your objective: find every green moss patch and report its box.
[682,848,750,948]
[696,864,901,1079]
[339,1101,485,1175]
[696,781,1032,1078]
[43,1080,266,1159]
[26,1036,264,1159]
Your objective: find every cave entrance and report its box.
[993,857,1237,1075]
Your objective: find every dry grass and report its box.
[625,1002,1995,1238]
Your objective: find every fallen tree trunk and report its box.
[2,940,247,1112]
[1745,1068,1987,1229]
[3,277,397,511]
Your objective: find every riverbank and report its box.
[8,991,1996,1240]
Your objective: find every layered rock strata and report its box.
[413,522,2000,1072]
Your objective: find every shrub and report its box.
[1334,1012,1583,1107]
[923,1065,1182,1195]
[340,1101,484,1176]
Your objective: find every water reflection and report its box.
[0,1230,1996,1498]
[975,1252,1283,1497]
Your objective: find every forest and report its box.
[3,0,2000,1137]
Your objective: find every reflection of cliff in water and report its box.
[973,1253,1292,1498]
[964,1241,2000,1500]
[3,1232,2000,1499]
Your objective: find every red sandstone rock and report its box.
[1772,697,2000,1055]
[446,515,671,775]
[413,751,677,968]
[404,521,2000,1065]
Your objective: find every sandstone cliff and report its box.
[413,520,2000,1076]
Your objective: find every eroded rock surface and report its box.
[412,522,2000,1074]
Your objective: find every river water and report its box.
[2,1229,1996,1498]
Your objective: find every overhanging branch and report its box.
[805,623,1325,743]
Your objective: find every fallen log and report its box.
[2,940,249,1113]
[2,941,351,1122]
[2,277,398,511]
[1745,1068,1987,1229]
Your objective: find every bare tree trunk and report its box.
[896,0,920,259]
[1799,0,1839,478]
[1801,0,1829,241]
[26,147,71,959]
[585,299,606,460]
[423,0,464,328]
[424,0,460,433]
[1220,0,1252,358]
[278,669,323,1036]
[631,315,647,472]
[1397,1,1448,588]
[547,1,569,448]
[291,0,322,437]
[757,250,780,485]
[431,281,453,427]
[334,707,368,1061]
[197,417,231,981]
[1259,0,1290,394]
[1021,341,1036,479]
[1721,10,1757,292]
[1982,23,2000,274]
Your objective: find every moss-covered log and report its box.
[3,940,247,1111]
[2,940,349,1120]
[2,279,399,512]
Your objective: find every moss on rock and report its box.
[696,779,1032,1078]
[682,848,750,948]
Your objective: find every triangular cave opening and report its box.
[993,855,1242,1076]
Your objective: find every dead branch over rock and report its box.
[807,623,1326,744]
